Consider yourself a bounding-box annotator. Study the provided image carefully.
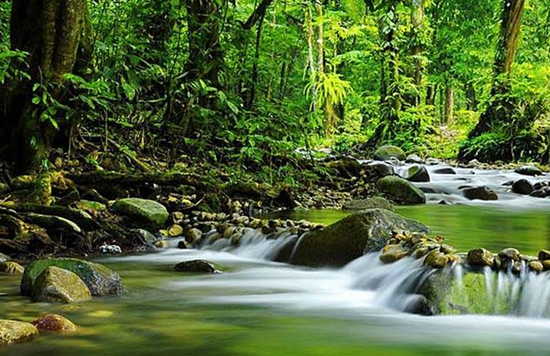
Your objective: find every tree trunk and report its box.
[410,0,425,106]
[465,82,478,111]
[468,0,525,138]
[444,86,454,124]
[0,0,90,173]
[244,8,267,110]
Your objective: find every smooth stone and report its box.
[538,250,550,261]
[406,154,424,164]
[31,267,92,303]
[185,228,203,243]
[167,224,184,237]
[424,250,449,269]
[0,320,39,346]
[405,165,430,183]
[377,176,426,205]
[462,186,498,201]
[530,187,550,198]
[373,145,406,161]
[366,162,395,178]
[498,248,521,261]
[515,166,542,176]
[467,248,494,267]
[174,260,218,274]
[112,198,169,227]
[433,167,456,175]
[512,179,534,195]
[32,314,78,334]
[380,244,409,264]
[529,260,544,273]
[21,258,123,297]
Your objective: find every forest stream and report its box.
[4,163,550,356]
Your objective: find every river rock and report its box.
[462,186,498,201]
[529,260,544,273]
[538,250,550,261]
[376,176,426,205]
[530,187,550,198]
[365,162,395,178]
[290,209,429,267]
[32,314,78,334]
[326,158,362,178]
[25,213,82,234]
[373,145,406,161]
[174,260,218,274]
[31,266,92,303]
[380,244,409,264]
[433,167,456,175]
[498,248,521,261]
[185,228,203,243]
[166,224,184,237]
[512,179,534,195]
[0,320,39,346]
[467,248,494,267]
[404,165,430,183]
[406,154,424,164]
[0,261,24,274]
[21,258,123,297]
[342,197,394,211]
[424,250,449,269]
[515,165,542,176]
[112,198,169,227]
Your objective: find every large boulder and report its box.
[21,258,123,297]
[373,145,406,161]
[174,260,219,274]
[376,176,426,205]
[515,165,542,176]
[111,198,169,227]
[404,165,430,183]
[290,209,429,267]
[342,197,394,211]
[512,179,534,195]
[0,320,39,346]
[31,267,92,303]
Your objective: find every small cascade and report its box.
[449,264,550,318]
[200,228,297,261]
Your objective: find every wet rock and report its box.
[498,248,521,261]
[0,261,24,274]
[290,209,429,267]
[112,198,169,227]
[424,250,449,269]
[380,244,409,264]
[25,213,82,234]
[75,200,107,212]
[373,145,406,161]
[530,187,550,198]
[515,166,542,176]
[21,258,123,297]
[377,176,426,205]
[404,165,430,183]
[0,253,10,263]
[99,245,122,255]
[529,260,544,273]
[326,158,362,178]
[539,250,550,261]
[543,260,550,271]
[174,260,218,274]
[342,197,394,211]
[365,162,395,178]
[462,186,498,201]
[185,228,203,243]
[512,179,534,195]
[406,154,424,164]
[32,314,78,334]
[133,228,157,244]
[467,159,480,168]
[167,224,184,237]
[31,266,92,303]
[467,248,494,267]
[433,167,456,175]
[0,320,39,346]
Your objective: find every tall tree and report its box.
[0,0,91,172]
[467,0,526,138]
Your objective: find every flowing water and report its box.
[4,163,550,355]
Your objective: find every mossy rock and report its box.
[342,197,394,211]
[76,200,107,212]
[21,258,123,297]
[420,271,512,315]
[32,314,78,334]
[0,320,39,346]
[405,165,430,183]
[377,176,426,205]
[31,266,92,304]
[290,209,429,267]
[112,198,169,227]
[0,261,24,274]
[373,145,406,161]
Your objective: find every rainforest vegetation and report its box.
[1,0,549,177]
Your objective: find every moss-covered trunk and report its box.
[0,0,90,173]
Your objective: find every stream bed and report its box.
[4,162,550,355]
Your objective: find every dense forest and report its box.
[1,0,550,176]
